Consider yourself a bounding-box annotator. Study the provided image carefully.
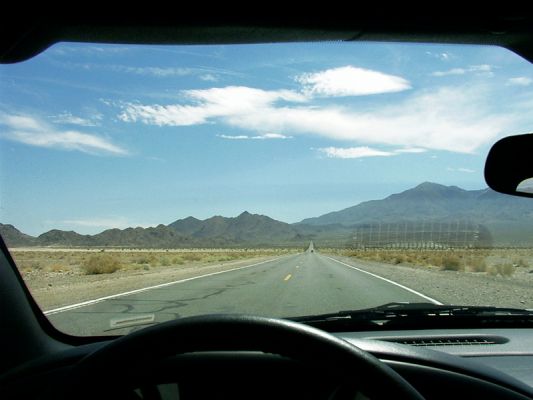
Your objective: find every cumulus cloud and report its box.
[0,113,127,155]
[318,146,394,159]
[426,52,453,61]
[218,133,292,140]
[318,146,427,159]
[218,134,250,140]
[508,77,532,86]
[447,167,476,173]
[432,64,493,77]
[432,68,467,77]
[260,133,292,139]
[51,112,101,127]
[394,148,427,154]
[200,74,218,82]
[115,66,194,77]
[296,66,411,97]
[116,81,510,153]
[118,86,307,126]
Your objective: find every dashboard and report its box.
[339,328,533,399]
[2,326,533,400]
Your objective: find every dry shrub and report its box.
[135,254,157,265]
[491,263,515,277]
[441,255,463,271]
[513,258,529,268]
[392,255,404,264]
[46,264,66,273]
[82,254,121,275]
[469,258,488,273]
[181,253,202,262]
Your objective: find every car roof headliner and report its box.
[2,15,533,63]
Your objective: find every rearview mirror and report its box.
[484,133,533,198]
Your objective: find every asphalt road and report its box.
[48,250,438,336]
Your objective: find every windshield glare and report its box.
[1,42,532,336]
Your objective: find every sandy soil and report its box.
[332,255,533,309]
[21,256,276,311]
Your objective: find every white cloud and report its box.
[200,74,218,82]
[470,65,492,73]
[432,64,493,77]
[319,146,394,159]
[51,112,101,127]
[218,134,250,140]
[508,77,532,86]
[118,86,308,126]
[426,51,453,61]
[296,66,410,97]
[394,148,427,154]
[51,45,132,57]
[116,66,194,77]
[257,133,292,140]
[2,114,42,131]
[117,83,510,153]
[228,86,508,153]
[317,146,427,159]
[447,167,476,173]
[217,133,292,140]
[0,113,127,155]
[432,68,466,77]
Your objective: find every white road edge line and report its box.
[44,256,283,315]
[325,256,443,305]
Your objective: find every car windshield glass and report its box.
[1,42,532,336]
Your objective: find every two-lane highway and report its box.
[48,250,440,335]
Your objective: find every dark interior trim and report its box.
[2,15,533,64]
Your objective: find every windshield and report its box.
[1,42,532,336]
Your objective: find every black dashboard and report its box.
[2,326,533,400]
[339,328,533,399]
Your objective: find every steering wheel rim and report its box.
[68,315,424,400]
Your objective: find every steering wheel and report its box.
[67,315,425,399]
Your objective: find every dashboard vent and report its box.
[377,335,508,347]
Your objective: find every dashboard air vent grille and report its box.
[377,335,509,347]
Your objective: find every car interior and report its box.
[1,15,533,400]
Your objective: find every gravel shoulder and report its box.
[328,255,533,309]
[22,256,278,311]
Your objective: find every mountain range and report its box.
[3,182,533,247]
[301,182,533,225]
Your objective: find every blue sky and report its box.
[1,42,532,235]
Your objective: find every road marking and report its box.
[284,274,292,281]
[296,266,300,269]
[325,256,443,305]
[44,257,283,315]
[110,314,155,329]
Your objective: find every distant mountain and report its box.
[91,225,188,248]
[0,224,36,247]
[1,212,310,248]
[38,230,93,247]
[3,183,533,248]
[300,182,533,225]
[168,211,302,245]
[299,182,533,245]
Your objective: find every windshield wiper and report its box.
[289,302,533,331]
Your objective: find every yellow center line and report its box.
[284,274,292,281]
